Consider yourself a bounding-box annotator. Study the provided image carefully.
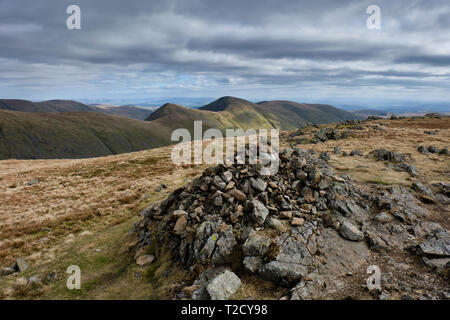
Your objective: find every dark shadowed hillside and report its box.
[0,110,172,160]
[93,105,155,120]
[0,99,154,120]
[0,99,93,113]
[256,100,361,130]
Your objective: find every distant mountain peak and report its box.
[199,96,255,112]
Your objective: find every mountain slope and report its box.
[256,100,361,130]
[0,99,93,113]
[0,99,154,120]
[147,102,276,133]
[93,105,155,120]
[0,96,360,160]
[0,110,172,160]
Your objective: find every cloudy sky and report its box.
[1,0,450,107]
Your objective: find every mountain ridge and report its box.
[0,96,360,160]
[0,99,153,120]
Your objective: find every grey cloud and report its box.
[0,0,449,104]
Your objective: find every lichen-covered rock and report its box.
[206,270,241,300]
[243,256,264,273]
[243,234,271,257]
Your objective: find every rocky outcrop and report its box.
[133,144,450,300]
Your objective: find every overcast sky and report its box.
[1,0,450,107]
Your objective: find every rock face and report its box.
[206,270,241,300]
[134,144,450,300]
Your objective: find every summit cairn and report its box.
[134,143,450,300]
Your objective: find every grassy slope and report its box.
[0,99,154,120]
[0,99,93,113]
[148,102,277,133]
[0,110,172,160]
[0,97,360,160]
[95,106,154,120]
[256,100,361,129]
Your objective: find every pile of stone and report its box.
[134,145,450,300]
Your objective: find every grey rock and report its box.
[289,273,326,300]
[27,179,39,186]
[418,238,450,257]
[319,152,331,161]
[412,182,433,197]
[222,171,233,183]
[370,149,405,163]
[250,177,267,192]
[422,257,450,274]
[199,233,220,262]
[213,175,226,190]
[417,145,428,154]
[428,145,439,154]
[206,270,241,300]
[439,148,449,155]
[339,221,364,241]
[15,258,30,273]
[213,195,223,206]
[28,276,42,286]
[45,270,58,283]
[243,256,264,273]
[375,212,394,223]
[316,229,370,276]
[259,261,308,287]
[267,218,287,233]
[249,200,269,225]
[243,234,271,257]
[393,163,418,176]
[212,228,237,264]
[349,150,363,156]
[136,255,155,267]
[0,267,16,276]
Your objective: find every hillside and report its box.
[0,96,360,160]
[0,99,93,113]
[0,99,154,120]
[256,100,361,130]
[90,104,156,120]
[0,110,172,160]
[147,101,276,132]
[148,96,360,133]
